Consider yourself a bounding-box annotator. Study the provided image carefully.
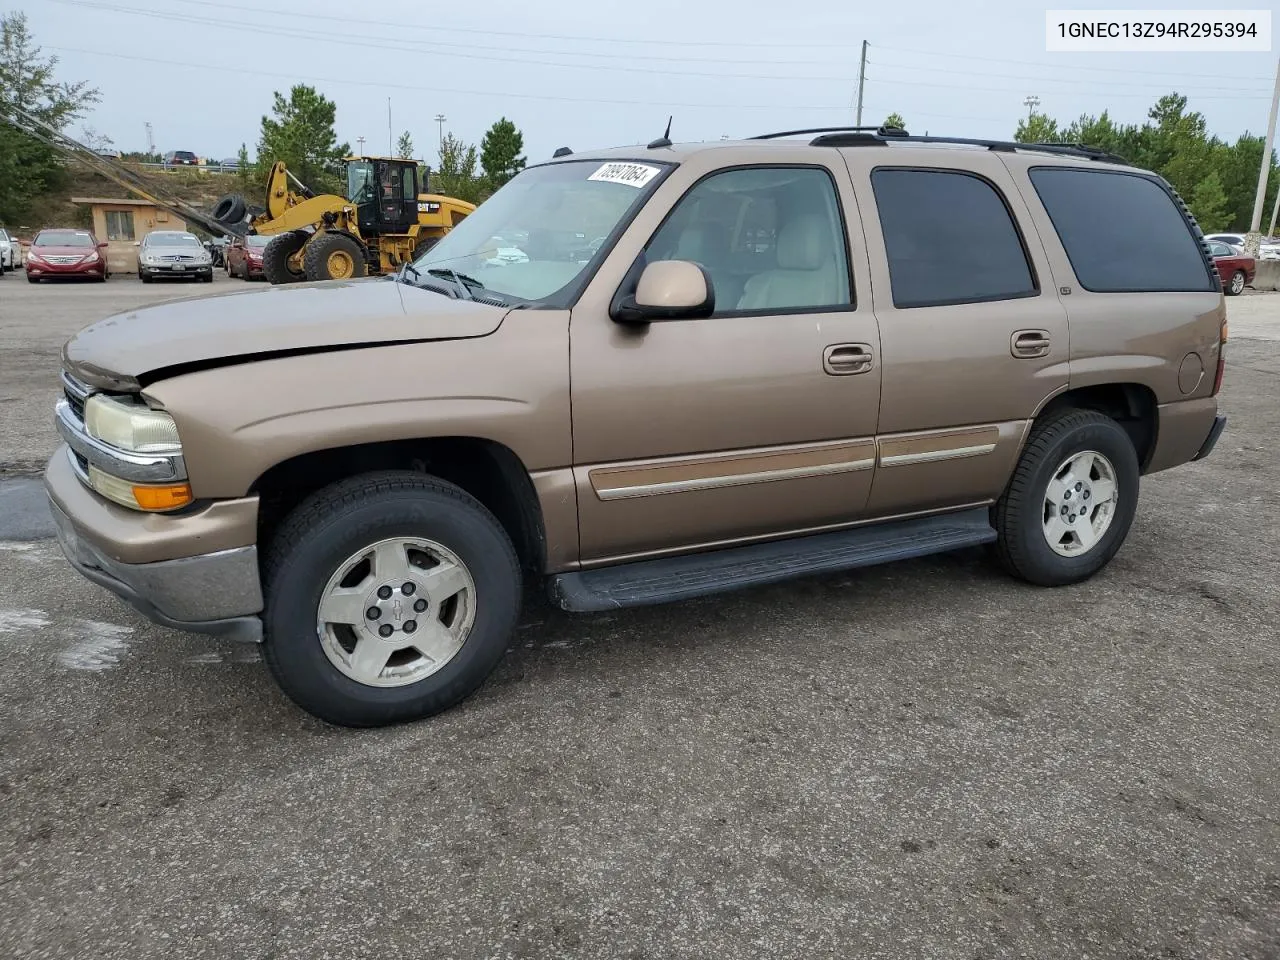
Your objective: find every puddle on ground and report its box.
[56,620,134,671]
[0,608,52,634]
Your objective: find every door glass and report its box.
[646,166,851,314]
[872,168,1036,308]
[402,167,417,202]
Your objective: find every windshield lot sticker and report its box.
[588,163,661,188]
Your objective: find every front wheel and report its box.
[261,231,309,284]
[262,472,521,727]
[1226,270,1246,296]
[992,409,1139,587]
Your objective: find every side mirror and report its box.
[612,260,715,324]
[98,242,108,249]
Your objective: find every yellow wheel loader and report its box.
[211,157,476,284]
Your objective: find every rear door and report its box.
[842,148,1070,517]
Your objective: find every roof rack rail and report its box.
[812,131,1129,164]
[751,125,909,141]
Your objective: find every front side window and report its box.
[348,161,374,205]
[1029,168,1216,293]
[414,159,669,305]
[645,166,851,314]
[872,168,1036,309]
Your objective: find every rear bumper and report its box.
[1192,414,1227,462]
[45,447,263,641]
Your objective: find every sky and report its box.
[15,0,1280,167]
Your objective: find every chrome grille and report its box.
[61,370,90,422]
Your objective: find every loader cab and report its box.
[346,158,418,235]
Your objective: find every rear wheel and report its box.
[304,232,368,282]
[992,409,1139,586]
[262,231,308,284]
[1227,270,1246,296]
[262,472,521,727]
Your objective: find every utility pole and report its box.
[1246,58,1280,256]
[144,121,154,154]
[435,113,447,150]
[357,136,366,155]
[1024,95,1041,119]
[855,41,867,126]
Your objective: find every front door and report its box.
[570,154,882,563]
[842,150,1071,517]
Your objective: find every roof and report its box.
[545,130,1137,170]
[71,197,173,207]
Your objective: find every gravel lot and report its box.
[1,275,1278,959]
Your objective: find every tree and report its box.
[236,143,252,193]
[256,84,349,195]
[883,112,906,130]
[396,130,414,160]
[80,124,113,152]
[0,11,100,222]
[480,117,526,190]
[434,131,485,204]
[1189,170,1230,232]
[1014,113,1066,144]
[1013,92,1279,231]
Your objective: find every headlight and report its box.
[85,251,99,263]
[84,394,182,454]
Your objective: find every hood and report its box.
[63,276,510,389]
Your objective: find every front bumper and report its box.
[26,262,105,277]
[139,263,213,279]
[45,447,264,642]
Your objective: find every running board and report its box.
[549,508,996,612]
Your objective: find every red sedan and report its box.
[25,228,110,283]
[1206,239,1254,296]
[225,234,271,280]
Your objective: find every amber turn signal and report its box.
[131,483,193,511]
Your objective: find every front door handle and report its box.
[823,343,874,376]
[1011,329,1051,359]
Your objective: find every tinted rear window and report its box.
[871,168,1036,308]
[1029,168,1215,293]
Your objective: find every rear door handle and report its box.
[823,343,874,375]
[1011,329,1051,358]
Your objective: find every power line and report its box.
[47,45,853,112]
[867,58,1272,95]
[47,0,859,83]
[161,0,862,49]
[865,73,1272,101]
[875,43,1268,83]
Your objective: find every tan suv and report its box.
[45,128,1228,727]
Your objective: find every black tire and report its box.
[27,274,38,283]
[262,231,308,285]
[992,409,1139,587]
[303,232,368,282]
[211,193,247,224]
[139,271,151,283]
[262,472,521,727]
[1226,270,1246,296]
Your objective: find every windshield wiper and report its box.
[426,267,485,300]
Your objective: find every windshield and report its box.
[246,235,271,248]
[146,233,201,247]
[347,161,375,205]
[412,159,669,304]
[35,231,93,247]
